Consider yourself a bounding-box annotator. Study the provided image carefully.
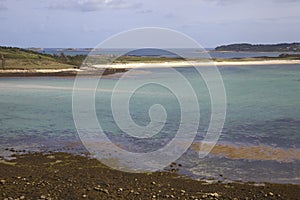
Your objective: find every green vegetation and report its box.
[0,46,186,70]
[215,43,300,52]
[213,54,300,62]
[1,45,300,70]
[278,53,300,60]
[0,46,84,70]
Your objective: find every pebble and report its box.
[269,192,274,196]
[102,189,109,194]
[93,187,100,191]
[180,189,186,193]
[82,194,87,198]
[0,179,6,184]
[20,196,25,200]
[151,181,156,185]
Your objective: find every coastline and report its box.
[1,152,299,199]
[101,59,300,69]
[0,59,299,77]
[0,68,126,77]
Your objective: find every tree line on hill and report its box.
[215,43,300,52]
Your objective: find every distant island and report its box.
[215,42,300,52]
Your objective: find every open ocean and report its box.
[0,64,300,184]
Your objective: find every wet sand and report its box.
[0,152,299,200]
[192,143,300,163]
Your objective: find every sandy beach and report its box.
[95,59,300,69]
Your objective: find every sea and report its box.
[36,48,299,59]
[0,50,300,184]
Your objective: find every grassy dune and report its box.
[0,47,78,70]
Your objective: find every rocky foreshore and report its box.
[0,68,127,77]
[0,152,299,200]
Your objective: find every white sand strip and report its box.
[94,59,300,69]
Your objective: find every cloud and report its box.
[0,0,7,11]
[203,0,300,5]
[136,9,152,14]
[273,0,300,3]
[199,0,240,6]
[48,0,141,12]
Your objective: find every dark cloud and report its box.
[47,0,141,12]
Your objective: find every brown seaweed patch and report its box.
[191,143,300,163]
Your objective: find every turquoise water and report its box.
[38,48,299,59]
[0,65,300,184]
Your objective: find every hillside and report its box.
[0,46,79,69]
[215,43,300,52]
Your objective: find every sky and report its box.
[0,0,300,48]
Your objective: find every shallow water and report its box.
[0,65,299,184]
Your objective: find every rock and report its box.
[118,188,123,192]
[180,189,186,193]
[93,187,100,191]
[151,181,156,185]
[20,196,25,200]
[269,192,274,196]
[40,195,46,199]
[0,179,6,184]
[82,194,87,198]
[102,189,109,194]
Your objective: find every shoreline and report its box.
[100,59,300,69]
[0,59,299,77]
[1,152,299,199]
[0,68,126,77]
